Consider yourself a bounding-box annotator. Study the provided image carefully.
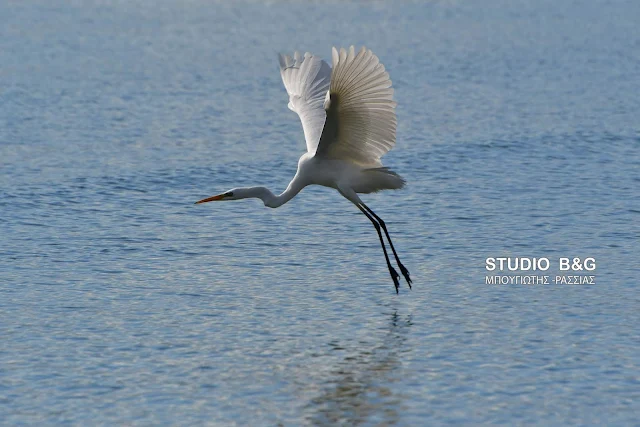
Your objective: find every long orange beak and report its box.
[195,193,226,204]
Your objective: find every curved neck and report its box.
[245,176,305,208]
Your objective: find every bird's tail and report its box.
[357,167,406,193]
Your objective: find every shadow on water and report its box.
[306,311,414,426]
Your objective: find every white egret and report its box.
[196,46,411,292]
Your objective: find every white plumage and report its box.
[197,46,412,293]
[278,52,331,154]
[319,46,397,166]
[279,46,398,167]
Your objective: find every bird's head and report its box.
[195,188,243,203]
[195,187,275,205]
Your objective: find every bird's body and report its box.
[197,46,412,292]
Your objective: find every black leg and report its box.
[360,203,412,288]
[357,204,400,293]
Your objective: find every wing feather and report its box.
[278,52,331,153]
[316,46,397,166]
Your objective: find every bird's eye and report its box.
[226,192,233,197]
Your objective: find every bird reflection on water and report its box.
[306,311,413,425]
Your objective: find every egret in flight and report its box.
[196,46,412,293]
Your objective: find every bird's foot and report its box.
[389,266,400,294]
[398,263,412,289]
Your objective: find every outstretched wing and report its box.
[316,46,397,166]
[278,52,332,153]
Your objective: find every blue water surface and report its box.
[1,0,639,425]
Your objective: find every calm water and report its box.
[1,0,639,425]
